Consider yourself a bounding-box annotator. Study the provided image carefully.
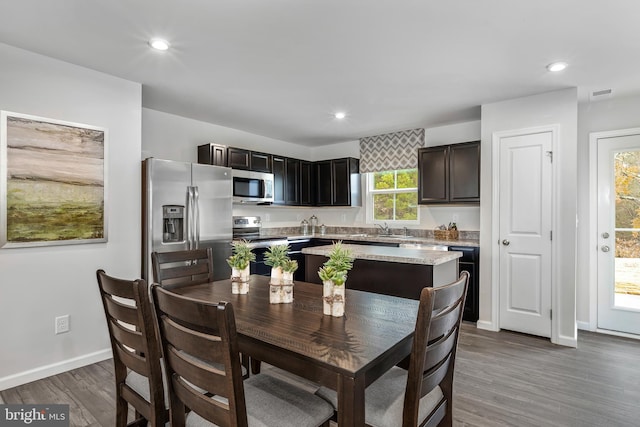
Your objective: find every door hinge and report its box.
[550,309,553,320]
[550,230,553,241]
[546,151,553,162]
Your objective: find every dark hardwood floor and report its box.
[2,323,639,426]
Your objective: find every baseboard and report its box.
[0,348,112,391]
[596,328,640,340]
[476,320,499,332]
[556,334,578,348]
[577,321,592,331]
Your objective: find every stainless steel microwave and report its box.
[231,169,275,204]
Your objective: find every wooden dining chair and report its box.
[151,248,214,288]
[317,271,470,427]
[96,270,168,427]
[149,283,334,427]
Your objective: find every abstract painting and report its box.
[1,112,107,247]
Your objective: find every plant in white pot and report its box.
[226,240,255,294]
[264,243,290,285]
[317,241,353,317]
[270,258,297,304]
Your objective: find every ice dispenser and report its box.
[162,205,184,243]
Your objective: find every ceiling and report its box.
[0,1,638,146]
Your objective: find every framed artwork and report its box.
[0,111,107,247]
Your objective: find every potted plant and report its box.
[227,240,255,294]
[270,258,298,304]
[264,243,290,285]
[318,241,353,317]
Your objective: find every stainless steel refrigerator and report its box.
[142,158,233,283]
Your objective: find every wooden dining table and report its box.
[174,274,420,427]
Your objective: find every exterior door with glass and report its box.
[597,132,640,335]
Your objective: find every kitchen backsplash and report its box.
[261,226,479,241]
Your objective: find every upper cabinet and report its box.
[227,147,251,170]
[250,151,272,173]
[197,143,227,166]
[418,141,480,204]
[316,157,361,207]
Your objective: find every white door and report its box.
[597,133,640,335]
[498,131,553,337]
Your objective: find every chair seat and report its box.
[185,373,334,427]
[316,366,444,427]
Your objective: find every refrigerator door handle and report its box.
[186,186,195,250]
[193,186,200,249]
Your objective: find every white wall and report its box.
[0,43,142,389]
[576,94,640,329]
[480,88,578,346]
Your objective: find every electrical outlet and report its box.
[265,213,270,222]
[452,214,459,223]
[55,315,70,335]
[341,214,347,222]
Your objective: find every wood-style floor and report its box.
[2,323,639,426]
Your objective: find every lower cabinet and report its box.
[449,246,479,322]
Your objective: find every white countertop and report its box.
[286,233,478,247]
[302,243,462,266]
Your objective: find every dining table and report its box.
[174,274,420,427]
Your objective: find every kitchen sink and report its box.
[399,243,449,251]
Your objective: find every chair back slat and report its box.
[427,304,462,342]
[96,269,167,426]
[152,249,214,288]
[114,342,149,376]
[103,296,140,327]
[152,285,248,427]
[401,271,469,427]
[420,354,452,396]
[109,317,144,350]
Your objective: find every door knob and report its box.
[601,245,610,252]
[502,239,510,246]
[601,232,609,239]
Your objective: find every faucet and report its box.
[376,222,391,236]
[403,226,410,237]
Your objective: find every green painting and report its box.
[1,112,106,247]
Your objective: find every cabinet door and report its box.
[227,147,251,170]
[285,158,300,205]
[250,151,272,173]
[449,141,480,203]
[300,161,315,206]
[272,156,286,205]
[332,158,350,205]
[315,160,332,206]
[197,143,227,166]
[418,146,449,204]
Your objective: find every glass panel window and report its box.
[367,169,419,223]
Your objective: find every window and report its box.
[367,169,419,222]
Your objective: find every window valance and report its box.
[359,128,424,173]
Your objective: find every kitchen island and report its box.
[302,244,461,300]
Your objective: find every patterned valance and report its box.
[359,128,424,173]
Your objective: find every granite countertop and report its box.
[286,233,479,247]
[301,244,462,266]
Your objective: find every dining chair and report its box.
[96,270,168,427]
[149,283,334,427]
[316,271,470,427]
[151,248,214,289]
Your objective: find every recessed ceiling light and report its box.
[547,62,567,72]
[149,38,170,51]
[334,112,346,119]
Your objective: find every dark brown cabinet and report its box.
[250,151,272,173]
[300,161,315,206]
[316,157,360,206]
[418,141,480,204]
[285,158,300,205]
[227,147,251,170]
[197,143,227,166]
[272,155,286,205]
